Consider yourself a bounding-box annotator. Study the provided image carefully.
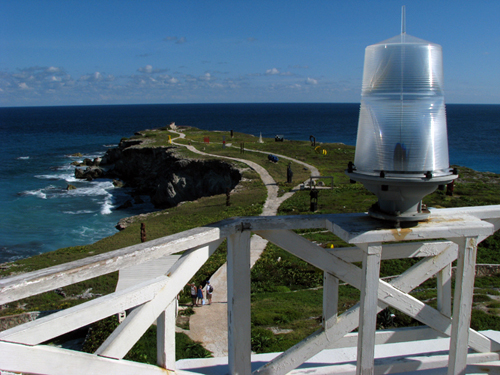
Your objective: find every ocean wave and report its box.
[71,225,115,241]
[17,156,30,160]
[67,181,115,197]
[34,174,61,181]
[100,194,113,215]
[63,210,94,215]
[20,189,47,199]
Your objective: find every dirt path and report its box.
[170,131,319,356]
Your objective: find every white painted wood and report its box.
[448,236,478,375]
[256,230,498,353]
[0,274,169,345]
[252,231,489,374]
[157,300,176,370]
[253,235,454,374]
[280,351,500,375]
[437,264,452,317]
[329,326,448,349]
[356,243,382,375]
[0,224,228,304]
[328,240,457,263]
[431,204,500,221]
[2,206,500,375]
[323,272,338,333]
[3,206,497,305]
[96,239,223,359]
[327,213,493,244]
[0,340,168,375]
[388,245,457,294]
[116,254,181,291]
[227,230,252,375]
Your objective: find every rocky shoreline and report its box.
[73,137,242,220]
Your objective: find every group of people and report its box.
[188,281,213,307]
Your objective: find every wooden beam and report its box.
[0,225,228,304]
[437,264,452,317]
[227,230,252,375]
[0,340,169,375]
[157,300,176,370]
[356,243,382,375]
[328,240,457,263]
[448,237,478,375]
[253,231,458,375]
[254,230,499,373]
[326,213,493,245]
[96,239,223,359]
[0,274,169,345]
[323,272,338,334]
[329,326,448,349]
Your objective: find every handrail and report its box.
[1,205,500,375]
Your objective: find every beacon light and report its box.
[346,7,457,222]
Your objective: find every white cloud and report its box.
[139,65,153,74]
[18,82,29,90]
[306,77,318,85]
[266,68,280,75]
[137,65,170,74]
[198,73,213,81]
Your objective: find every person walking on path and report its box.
[197,284,204,306]
[189,283,197,307]
[205,281,213,305]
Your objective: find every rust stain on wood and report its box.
[390,228,412,241]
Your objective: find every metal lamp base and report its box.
[346,171,458,222]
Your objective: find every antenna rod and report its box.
[401,5,406,34]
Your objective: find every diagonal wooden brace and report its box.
[95,239,223,359]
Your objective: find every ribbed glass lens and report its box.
[354,34,450,175]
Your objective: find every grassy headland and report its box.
[2,126,500,361]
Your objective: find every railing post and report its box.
[437,263,452,317]
[227,228,252,375]
[157,299,177,370]
[448,236,478,375]
[356,243,382,375]
[323,272,338,337]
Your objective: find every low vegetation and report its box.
[2,126,500,361]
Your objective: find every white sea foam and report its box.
[100,194,113,215]
[22,189,47,199]
[63,210,94,215]
[17,156,30,160]
[34,174,61,180]
[67,181,115,198]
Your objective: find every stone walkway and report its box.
[170,131,319,357]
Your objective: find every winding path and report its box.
[170,131,319,357]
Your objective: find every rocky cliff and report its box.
[88,139,241,208]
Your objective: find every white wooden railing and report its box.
[1,205,500,375]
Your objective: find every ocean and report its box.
[0,103,499,263]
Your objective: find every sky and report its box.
[1,0,499,107]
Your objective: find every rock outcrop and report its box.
[96,138,241,208]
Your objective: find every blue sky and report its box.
[1,0,499,107]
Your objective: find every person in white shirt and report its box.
[205,281,213,305]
